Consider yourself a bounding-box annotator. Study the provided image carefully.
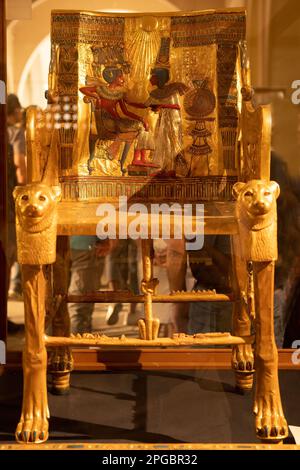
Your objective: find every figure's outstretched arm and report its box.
[119,100,148,131]
[153,103,180,110]
[125,101,147,109]
[79,86,98,100]
[125,100,179,111]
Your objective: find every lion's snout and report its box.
[23,203,44,218]
[253,199,267,211]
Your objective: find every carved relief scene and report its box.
[48,10,245,193]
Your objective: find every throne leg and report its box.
[13,182,61,444]
[47,236,73,395]
[138,239,160,340]
[231,235,254,392]
[16,265,49,444]
[253,261,288,442]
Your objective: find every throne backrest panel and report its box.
[45,8,246,200]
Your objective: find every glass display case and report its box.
[1,0,300,450]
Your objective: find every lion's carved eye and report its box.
[264,191,271,196]
[39,195,46,201]
[21,194,29,201]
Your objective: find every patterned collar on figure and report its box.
[96,84,124,100]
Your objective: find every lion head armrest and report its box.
[233,180,280,262]
[13,183,61,265]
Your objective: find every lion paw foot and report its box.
[254,395,288,441]
[232,344,254,372]
[16,416,49,444]
[232,344,254,392]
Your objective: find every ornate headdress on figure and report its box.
[151,37,171,86]
[154,37,171,70]
[87,44,130,85]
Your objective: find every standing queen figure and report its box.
[144,38,188,175]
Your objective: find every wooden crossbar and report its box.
[45,333,254,348]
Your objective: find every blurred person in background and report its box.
[68,236,117,334]
[269,152,300,347]
[106,239,140,326]
[6,94,26,333]
[187,236,232,335]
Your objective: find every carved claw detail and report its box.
[232,344,254,391]
[15,402,49,444]
[254,395,288,441]
[232,344,254,373]
[16,420,49,444]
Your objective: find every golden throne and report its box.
[13,8,288,444]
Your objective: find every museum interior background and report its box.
[1,0,300,445]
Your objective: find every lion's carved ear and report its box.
[232,182,246,200]
[269,181,280,200]
[50,186,61,202]
[13,186,24,201]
